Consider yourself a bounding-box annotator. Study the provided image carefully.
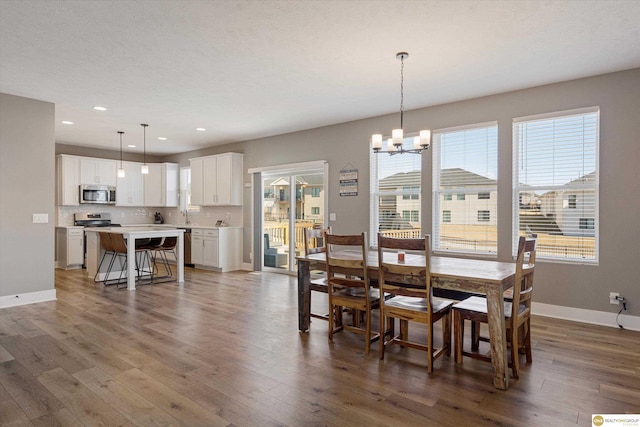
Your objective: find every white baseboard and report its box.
[0,289,57,309]
[533,302,640,332]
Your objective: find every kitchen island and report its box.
[85,226,184,290]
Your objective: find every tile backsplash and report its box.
[57,205,243,227]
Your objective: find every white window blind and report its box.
[370,137,422,243]
[433,123,498,255]
[513,107,599,262]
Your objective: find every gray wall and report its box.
[167,69,640,317]
[0,93,55,297]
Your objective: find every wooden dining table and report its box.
[296,250,517,390]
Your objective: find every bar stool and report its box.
[109,233,154,287]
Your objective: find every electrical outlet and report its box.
[609,292,620,305]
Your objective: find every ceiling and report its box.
[1,1,639,155]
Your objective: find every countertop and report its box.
[57,223,242,230]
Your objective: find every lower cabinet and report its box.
[191,228,242,272]
[56,227,84,269]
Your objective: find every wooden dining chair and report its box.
[304,226,332,321]
[325,232,380,354]
[452,235,537,378]
[377,234,454,373]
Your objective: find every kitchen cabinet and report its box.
[190,153,243,206]
[144,162,179,207]
[55,227,84,269]
[191,227,242,272]
[56,155,80,205]
[116,161,144,206]
[80,157,117,186]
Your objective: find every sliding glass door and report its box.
[260,163,326,273]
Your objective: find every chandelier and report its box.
[372,52,431,155]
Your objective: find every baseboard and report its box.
[533,302,640,331]
[242,262,253,271]
[0,289,57,309]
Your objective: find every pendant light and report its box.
[117,131,126,178]
[141,123,149,174]
[371,52,431,155]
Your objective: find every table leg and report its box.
[298,260,311,332]
[127,236,136,290]
[486,283,508,390]
[177,232,184,283]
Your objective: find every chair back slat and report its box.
[511,235,537,318]
[325,232,368,290]
[378,234,432,304]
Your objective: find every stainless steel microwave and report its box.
[79,185,116,204]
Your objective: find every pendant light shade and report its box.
[372,52,431,155]
[141,123,149,174]
[117,131,126,178]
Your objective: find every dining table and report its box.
[296,250,517,390]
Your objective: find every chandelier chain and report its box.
[400,55,404,129]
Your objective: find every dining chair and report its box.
[377,234,454,373]
[109,233,154,288]
[304,226,332,321]
[325,232,380,354]
[452,235,537,378]
[94,232,116,284]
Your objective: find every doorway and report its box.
[252,161,327,274]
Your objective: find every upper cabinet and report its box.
[144,162,179,207]
[190,153,243,206]
[57,155,80,206]
[116,161,144,207]
[80,157,117,186]
[57,154,178,207]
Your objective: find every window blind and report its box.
[432,123,498,255]
[513,107,599,262]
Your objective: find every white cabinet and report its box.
[80,158,117,186]
[116,161,144,206]
[144,163,179,207]
[56,155,80,205]
[55,228,84,269]
[191,227,242,272]
[189,153,243,206]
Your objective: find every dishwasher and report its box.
[182,228,193,267]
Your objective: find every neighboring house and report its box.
[539,172,596,237]
[263,175,324,222]
[378,168,499,228]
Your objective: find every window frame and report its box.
[432,121,498,256]
[512,106,599,263]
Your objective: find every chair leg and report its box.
[454,311,464,364]
[510,325,520,379]
[471,321,480,351]
[427,321,434,374]
[379,312,385,360]
[364,305,371,354]
[524,322,533,364]
[328,300,334,342]
[443,313,451,357]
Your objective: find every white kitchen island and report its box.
[85,226,184,290]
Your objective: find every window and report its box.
[371,137,422,241]
[477,210,490,222]
[311,187,321,197]
[402,186,419,200]
[579,218,595,230]
[433,122,498,255]
[311,207,320,215]
[513,107,599,262]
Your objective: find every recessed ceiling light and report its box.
[196,127,206,131]
[61,121,74,125]
[127,144,136,148]
[93,106,107,111]
[158,137,167,141]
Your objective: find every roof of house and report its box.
[379,168,496,188]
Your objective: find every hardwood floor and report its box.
[1,268,639,426]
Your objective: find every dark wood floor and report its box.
[1,268,639,426]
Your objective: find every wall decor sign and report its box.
[339,163,358,196]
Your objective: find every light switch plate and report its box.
[329,213,337,221]
[32,213,48,223]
